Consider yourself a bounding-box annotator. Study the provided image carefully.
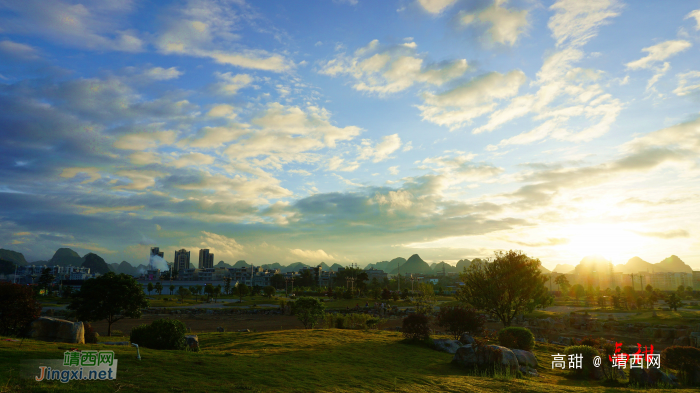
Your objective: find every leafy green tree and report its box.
[147,282,153,295]
[597,296,606,309]
[665,293,683,311]
[554,274,570,293]
[264,285,276,298]
[572,284,585,305]
[677,285,685,298]
[194,285,203,301]
[635,297,644,309]
[236,283,249,302]
[645,284,653,293]
[177,286,190,303]
[0,282,42,336]
[214,284,222,302]
[204,284,214,301]
[435,306,485,340]
[38,268,55,295]
[292,297,326,329]
[415,283,436,315]
[372,287,381,300]
[154,281,163,296]
[68,272,148,336]
[169,284,175,295]
[224,276,232,295]
[270,274,285,289]
[456,250,553,327]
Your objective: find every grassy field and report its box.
[1,329,693,393]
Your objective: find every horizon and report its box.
[2,1,700,271]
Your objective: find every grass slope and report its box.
[0,329,691,392]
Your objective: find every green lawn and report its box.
[1,329,693,392]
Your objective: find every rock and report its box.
[216,327,225,333]
[511,349,538,368]
[452,345,478,368]
[237,329,251,333]
[28,317,85,344]
[519,365,538,376]
[459,334,476,346]
[102,341,129,345]
[185,335,199,351]
[629,367,678,387]
[433,339,463,354]
[475,345,519,373]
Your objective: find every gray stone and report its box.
[511,349,538,368]
[519,365,538,376]
[475,345,519,373]
[28,317,85,344]
[185,335,199,351]
[459,334,476,346]
[433,339,463,354]
[452,345,478,368]
[237,329,251,332]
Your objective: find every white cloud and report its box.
[403,141,414,152]
[673,71,700,96]
[289,169,312,176]
[460,0,529,46]
[416,0,458,14]
[358,134,402,162]
[183,125,248,148]
[685,9,700,30]
[418,70,526,130]
[626,40,692,70]
[170,153,216,168]
[113,130,178,151]
[548,0,622,48]
[319,39,468,95]
[388,166,400,175]
[213,72,253,95]
[0,40,40,60]
[207,104,237,118]
[128,151,162,165]
[289,248,336,261]
[144,67,183,80]
[59,167,101,184]
[646,62,670,91]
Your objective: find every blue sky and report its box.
[1,0,699,269]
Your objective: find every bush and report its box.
[564,345,601,380]
[578,336,600,347]
[661,346,700,383]
[0,282,42,336]
[435,306,485,340]
[84,322,98,344]
[129,319,187,350]
[497,326,535,351]
[402,313,430,341]
[291,297,325,329]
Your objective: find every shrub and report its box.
[497,326,535,351]
[661,346,700,383]
[84,322,98,344]
[0,282,42,336]
[578,336,600,347]
[129,319,187,350]
[564,345,601,380]
[402,313,430,341]
[392,292,399,301]
[435,306,485,340]
[292,297,326,329]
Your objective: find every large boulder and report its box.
[511,349,538,368]
[475,345,519,373]
[452,345,478,368]
[28,317,84,344]
[433,339,463,354]
[185,335,199,351]
[629,367,678,387]
[459,334,476,346]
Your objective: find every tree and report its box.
[147,282,153,295]
[435,306,485,340]
[372,288,381,300]
[38,268,55,295]
[213,284,222,302]
[177,286,190,303]
[270,274,285,290]
[264,286,276,298]
[572,284,585,305]
[0,282,42,336]
[204,284,214,301]
[635,297,644,309]
[645,284,653,293]
[356,272,369,296]
[154,281,163,296]
[68,272,148,336]
[224,276,232,295]
[677,285,685,298]
[194,285,203,301]
[169,284,175,295]
[455,250,552,327]
[665,293,683,311]
[236,283,249,302]
[415,283,436,315]
[554,274,570,293]
[291,297,325,329]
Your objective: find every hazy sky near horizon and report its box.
[1,0,700,270]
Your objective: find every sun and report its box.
[561,223,645,264]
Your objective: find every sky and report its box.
[1,0,700,270]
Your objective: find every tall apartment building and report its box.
[174,249,190,272]
[150,247,164,258]
[199,249,214,269]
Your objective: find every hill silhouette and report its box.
[431,261,458,273]
[390,254,432,275]
[551,264,575,273]
[367,257,406,273]
[81,253,111,275]
[614,255,692,274]
[0,249,27,266]
[49,248,83,267]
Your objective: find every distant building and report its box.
[694,271,700,290]
[150,247,164,258]
[365,267,388,281]
[174,249,190,272]
[198,249,214,269]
